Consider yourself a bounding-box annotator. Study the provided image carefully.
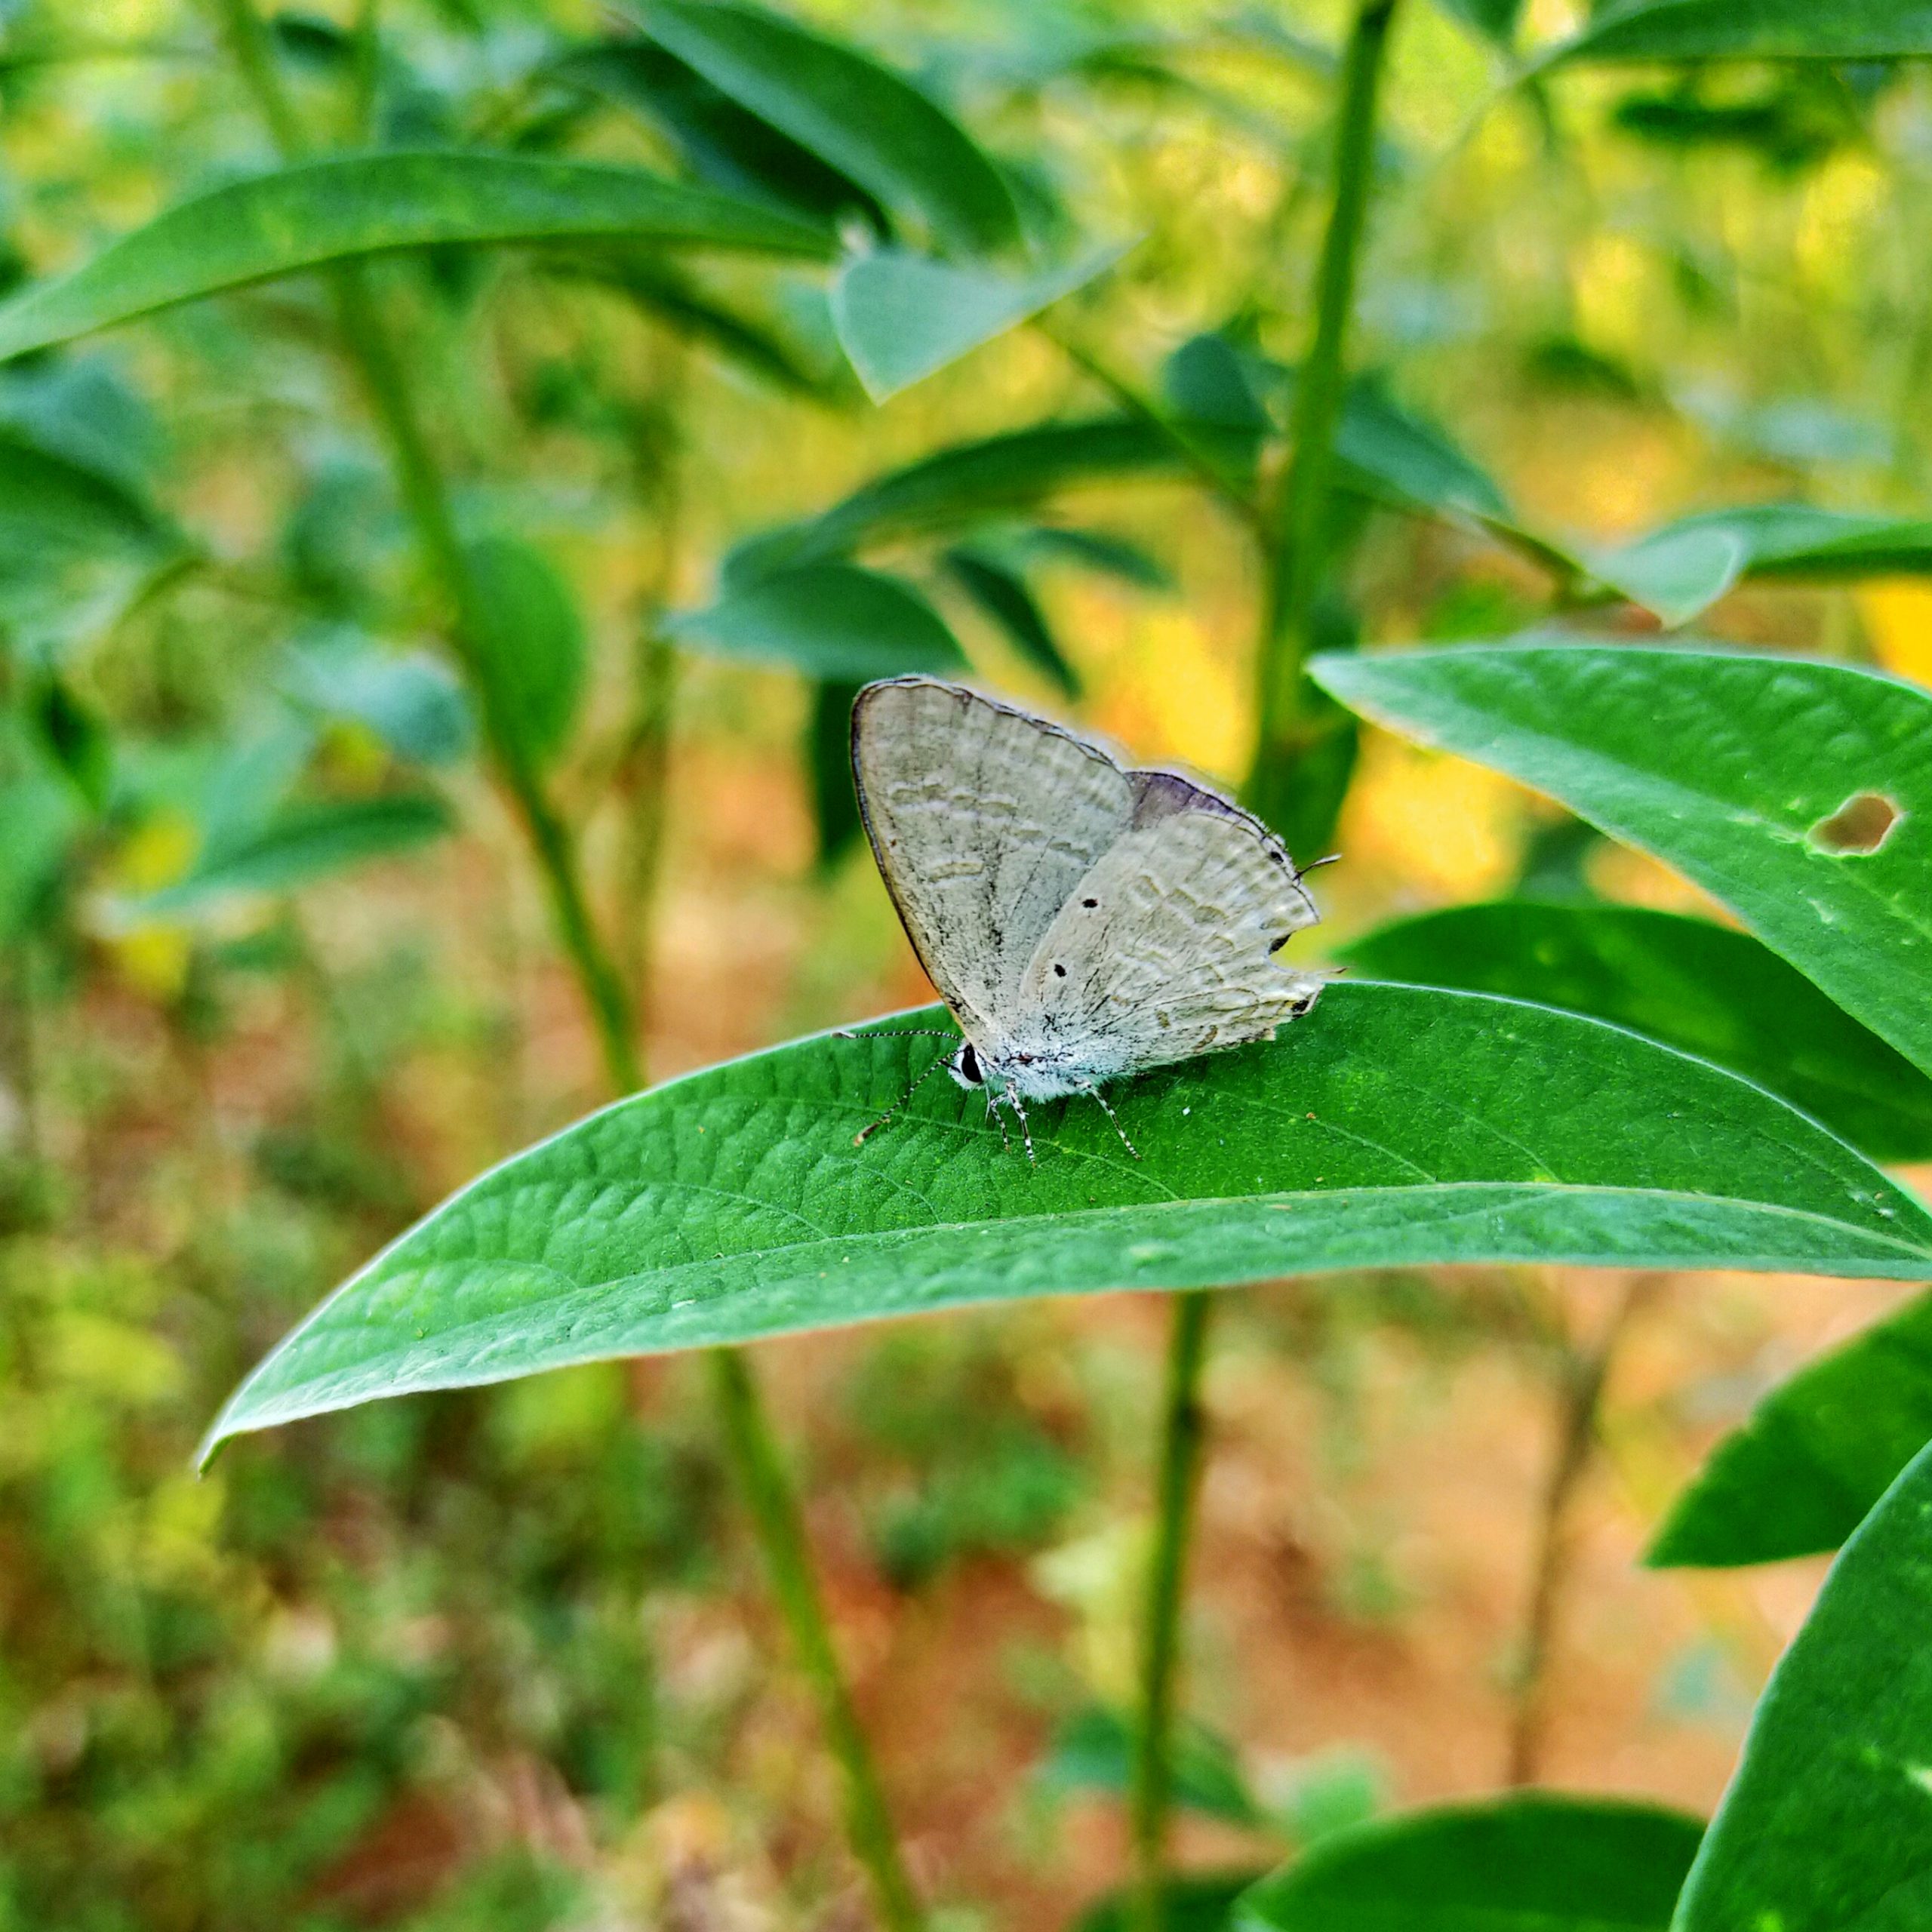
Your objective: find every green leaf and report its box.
[0,152,832,364]
[1332,377,1511,523]
[202,981,1932,1457]
[1591,506,1932,629]
[666,561,965,681]
[1433,0,1524,46]
[1340,901,1932,1161]
[1078,1871,1269,1932]
[560,39,888,230]
[1235,1794,1703,1931]
[1017,524,1173,589]
[1650,1290,1932,1567]
[633,0,1023,256]
[149,792,454,912]
[831,244,1128,401]
[283,632,475,768]
[728,418,1182,581]
[1040,1704,1263,1828]
[1550,0,1932,65]
[1166,331,1273,478]
[28,671,113,811]
[0,766,77,943]
[806,679,863,872]
[942,546,1081,697]
[1672,1438,1932,1932]
[1312,644,1932,1078]
[463,534,587,771]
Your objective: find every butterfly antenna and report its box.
[1077,1080,1140,1161]
[835,1026,959,1041]
[852,1042,954,1147]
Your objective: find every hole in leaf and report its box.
[1808,792,1903,856]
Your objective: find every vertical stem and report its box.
[208,8,924,1920]
[1130,1291,1215,1932]
[709,1349,925,1932]
[1131,11,1401,1918]
[1247,0,1401,828]
[1507,1277,1644,1787]
[617,629,678,1006]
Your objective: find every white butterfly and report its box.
[849,675,1327,1161]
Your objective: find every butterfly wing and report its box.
[1017,771,1323,1077]
[851,677,1136,1035]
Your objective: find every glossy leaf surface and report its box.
[203,982,1932,1456]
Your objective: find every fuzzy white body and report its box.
[851,678,1326,1137]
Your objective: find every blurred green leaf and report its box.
[1650,1291,1932,1567]
[1551,0,1932,65]
[1016,524,1172,589]
[941,545,1081,697]
[561,38,888,229]
[1166,331,1273,478]
[1332,376,1511,522]
[0,764,76,943]
[667,561,965,681]
[1433,0,1524,46]
[1312,645,1932,1078]
[149,792,454,912]
[281,632,475,767]
[1672,1438,1932,1931]
[202,982,1932,1455]
[1590,505,1932,628]
[1235,1795,1703,1930]
[806,678,863,871]
[463,534,587,771]
[28,670,112,810]
[1078,1871,1269,1932]
[633,0,1024,256]
[1340,901,1932,1160]
[0,152,832,364]
[832,244,1128,401]
[1040,1703,1263,1827]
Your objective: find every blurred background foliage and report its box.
[2,0,1930,1925]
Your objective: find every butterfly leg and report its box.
[985,1088,1014,1156]
[1075,1079,1140,1161]
[1004,1084,1037,1167]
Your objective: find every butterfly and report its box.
[847,675,1327,1161]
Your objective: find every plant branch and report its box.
[1130,1291,1216,1932]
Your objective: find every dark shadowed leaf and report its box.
[634,0,1023,255]
[807,678,864,872]
[1434,0,1524,46]
[942,546,1081,697]
[202,982,1932,1456]
[832,244,1128,400]
[148,793,454,912]
[1590,505,1932,629]
[1313,645,1932,1078]
[1340,901,1932,1160]
[1650,1290,1932,1567]
[1040,1705,1263,1827]
[1672,1439,1932,1932]
[666,561,965,681]
[0,152,832,363]
[463,534,587,771]
[1078,1871,1267,1932]
[1550,0,1932,66]
[1166,331,1273,478]
[1235,1795,1703,1930]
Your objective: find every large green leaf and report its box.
[1550,0,1932,66]
[634,0,1023,256]
[148,792,454,912]
[1312,645,1932,1078]
[1236,1795,1704,1931]
[1590,506,1932,629]
[0,152,832,364]
[666,561,965,681]
[1339,901,1932,1161]
[1672,1438,1932,1932]
[831,244,1127,401]
[463,535,588,771]
[202,982,1932,1457]
[1649,1291,1932,1568]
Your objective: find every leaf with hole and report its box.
[0,152,832,364]
[1650,1289,1932,1567]
[633,0,1023,256]
[832,244,1129,401]
[1340,901,1932,1160]
[1312,644,1932,1078]
[1672,1437,1932,1931]
[1235,1794,1704,1931]
[666,561,965,681]
[202,981,1932,1457]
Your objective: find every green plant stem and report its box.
[1250,0,1400,826]
[208,8,926,1922]
[1130,1291,1216,1932]
[709,1348,926,1932]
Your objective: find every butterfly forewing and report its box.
[852,678,1138,1032]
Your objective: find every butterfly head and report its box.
[946,1038,984,1090]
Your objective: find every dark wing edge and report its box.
[1128,767,1321,937]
